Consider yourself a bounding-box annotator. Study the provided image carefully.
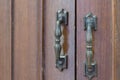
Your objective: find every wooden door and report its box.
[13,0,75,80]
[76,0,119,80]
[0,0,11,80]
[76,0,113,80]
[13,0,43,80]
[43,0,75,80]
[0,0,120,80]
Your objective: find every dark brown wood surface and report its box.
[43,0,75,80]
[39,0,44,80]
[116,0,120,80]
[77,0,112,80]
[0,0,11,80]
[13,0,43,80]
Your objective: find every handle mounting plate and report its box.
[85,62,97,80]
[57,9,68,25]
[56,55,68,71]
[84,13,97,31]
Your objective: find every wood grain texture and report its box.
[13,0,43,80]
[43,0,75,80]
[0,0,11,80]
[77,0,112,80]
[39,0,44,80]
[116,0,120,80]
[112,0,116,79]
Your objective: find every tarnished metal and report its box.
[84,13,97,80]
[54,9,68,71]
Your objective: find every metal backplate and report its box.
[84,13,97,30]
[57,9,68,25]
[85,62,97,80]
[56,55,68,71]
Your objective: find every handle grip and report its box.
[54,9,68,71]
[84,13,97,80]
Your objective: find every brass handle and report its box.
[54,9,68,71]
[84,13,97,80]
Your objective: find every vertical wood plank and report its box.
[38,0,44,80]
[43,0,75,80]
[115,0,120,80]
[77,0,112,80]
[112,0,116,79]
[0,0,11,80]
[13,0,43,80]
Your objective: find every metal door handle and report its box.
[54,9,68,71]
[84,13,97,80]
